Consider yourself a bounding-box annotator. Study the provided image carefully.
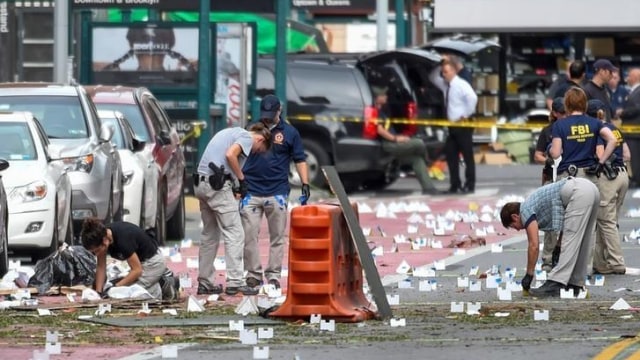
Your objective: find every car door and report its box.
[35,118,71,242]
[146,97,184,215]
[88,95,122,216]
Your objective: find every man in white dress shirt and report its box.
[431,60,478,194]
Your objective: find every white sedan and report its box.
[0,112,73,261]
[98,110,158,230]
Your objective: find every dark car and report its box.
[257,49,442,190]
[257,58,395,191]
[85,86,186,244]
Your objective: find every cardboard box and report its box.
[483,152,513,165]
[585,38,614,57]
[490,142,505,152]
[485,75,499,91]
[477,96,499,115]
[473,75,486,91]
[474,152,485,164]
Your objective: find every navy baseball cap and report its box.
[593,59,618,72]
[587,99,606,117]
[551,97,565,114]
[260,95,281,119]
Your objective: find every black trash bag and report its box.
[28,245,97,295]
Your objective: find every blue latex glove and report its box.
[240,194,251,210]
[299,184,310,205]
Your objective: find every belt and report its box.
[193,173,233,184]
[560,166,589,175]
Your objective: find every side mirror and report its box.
[99,123,114,143]
[132,137,146,152]
[0,159,9,172]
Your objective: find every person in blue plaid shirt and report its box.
[500,177,599,298]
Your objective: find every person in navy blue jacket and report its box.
[240,95,309,290]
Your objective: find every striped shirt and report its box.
[520,179,567,232]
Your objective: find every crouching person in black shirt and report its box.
[81,218,178,300]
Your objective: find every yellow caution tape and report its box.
[284,115,640,134]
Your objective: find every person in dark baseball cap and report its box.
[259,94,282,127]
[587,98,607,118]
[583,59,617,121]
[551,97,565,115]
[593,59,618,73]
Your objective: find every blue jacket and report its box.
[243,119,306,196]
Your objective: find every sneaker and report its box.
[246,277,263,288]
[529,280,564,298]
[268,279,281,289]
[197,284,223,295]
[225,285,259,296]
[593,267,626,275]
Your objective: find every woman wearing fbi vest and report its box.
[511,86,617,297]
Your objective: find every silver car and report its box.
[0,84,123,233]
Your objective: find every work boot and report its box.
[268,279,281,290]
[529,280,564,298]
[246,277,263,288]
[225,285,259,296]
[197,283,223,295]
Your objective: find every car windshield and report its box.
[100,117,125,150]
[95,104,150,142]
[0,122,37,160]
[0,96,88,139]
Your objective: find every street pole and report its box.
[53,0,69,83]
[275,0,288,118]
[395,0,405,48]
[197,0,212,157]
[376,0,388,51]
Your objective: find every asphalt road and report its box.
[117,164,640,360]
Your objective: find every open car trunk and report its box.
[420,35,502,144]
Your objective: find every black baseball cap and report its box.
[587,99,606,118]
[551,97,565,114]
[260,95,281,119]
[593,59,618,72]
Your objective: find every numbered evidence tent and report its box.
[106,10,329,54]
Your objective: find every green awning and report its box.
[106,10,327,54]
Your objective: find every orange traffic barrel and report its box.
[270,204,376,322]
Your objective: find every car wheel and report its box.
[166,190,185,240]
[34,206,59,262]
[0,212,8,277]
[290,140,330,188]
[155,185,167,246]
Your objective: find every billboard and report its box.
[91,25,201,87]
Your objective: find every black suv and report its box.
[256,49,442,190]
